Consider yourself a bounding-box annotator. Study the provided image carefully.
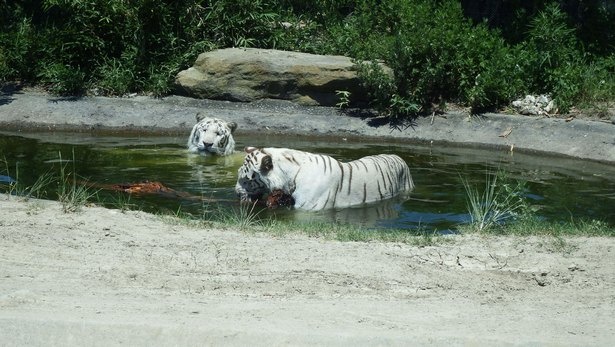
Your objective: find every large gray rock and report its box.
[174,48,379,106]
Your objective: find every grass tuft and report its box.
[460,171,529,233]
[56,151,97,213]
[1,157,56,200]
[216,201,269,230]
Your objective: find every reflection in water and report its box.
[1,131,614,231]
[280,196,405,227]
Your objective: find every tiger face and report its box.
[235,147,274,202]
[187,113,237,156]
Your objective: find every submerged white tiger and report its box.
[187,113,237,156]
[235,147,415,211]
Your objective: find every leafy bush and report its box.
[37,63,86,96]
[0,18,36,81]
[347,0,614,116]
[94,53,136,96]
[0,0,613,117]
[577,56,615,106]
[352,0,526,114]
[522,3,587,112]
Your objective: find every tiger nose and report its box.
[203,142,213,149]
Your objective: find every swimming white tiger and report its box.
[235,147,415,211]
[187,113,237,156]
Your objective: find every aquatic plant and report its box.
[217,201,268,230]
[56,151,98,213]
[1,158,55,200]
[461,171,529,233]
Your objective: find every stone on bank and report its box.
[174,48,385,106]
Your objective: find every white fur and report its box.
[187,114,237,156]
[235,147,414,210]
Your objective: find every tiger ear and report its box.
[245,146,258,154]
[228,122,238,133]
[261,155,273,172]
[195,112,206,122]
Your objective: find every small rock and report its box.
[568,264,584,272]
[511,94,555,116]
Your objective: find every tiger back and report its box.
[187,113,237,156]
[235,147,414,211]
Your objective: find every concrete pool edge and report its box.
[1,90,613,164]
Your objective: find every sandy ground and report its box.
[1,195,614,346]
[1,89,615,345]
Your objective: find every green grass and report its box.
[102,192,138,212]
[143,200,453,245]
[2,156,612,241]
[212,201,269,230]
[2,152,97,212]
[458,170,614,237]
[1,158,56,200]
[460,171,529,233]
[212,211,452,245]
[464,216,615,237]
[56,151,98,213]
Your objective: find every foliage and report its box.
[461,171,530,233]
[491,216,615,237]
[322,0,613,116]
[1,158,55,200]
[0,17,35,80]
[56,151,97,213]
[353,60,405,116]
[522,3,587,112]
[0,0,613,115]
[37,63,87,96]
[575,56,615,117]
[0,0,284,95]
[335,90,351,109]
[200,0,281,48]
[217,201,268,230]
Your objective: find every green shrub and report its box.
[523,3,587,112]
[197,0,281,48]
[354,0,613,116]
[94,55,136,96]
[577,56,615,107]
[354,61,399,114]
[37,63,86,96]
[0,18,36,81]
[0,0,612,113]
[356,0,524,115]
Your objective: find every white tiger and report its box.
[235,147,415,211]
[187,113,237,156]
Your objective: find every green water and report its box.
[1,131,614,232]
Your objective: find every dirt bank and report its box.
[1,195,614,346]
[0,89,614,163]
[1,90,614,346]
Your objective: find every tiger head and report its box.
[187,113,237,156]
[235,147,294,203]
